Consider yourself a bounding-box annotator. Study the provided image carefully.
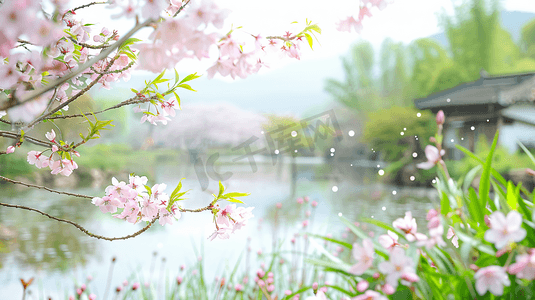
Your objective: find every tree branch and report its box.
[0,202,158,241]
[0,130,53,148]
[0,18,153,111]
[0,175,93,199]
[26,54,120,129]
[71,1,108,12]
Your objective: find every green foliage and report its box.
[449,135,535,179]
[0,152,33,178]
[363,106,436,161]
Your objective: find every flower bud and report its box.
[235,284,243,291]
[257,279,265,287]
[132,282,140,290]
[312,282,318,291]
[176,276,183,285]
[382,284,395,295]
[285,290,292,295]
[267,284,275,292]
[357,280,369,292]
[436,110,445,125]
[401,273,419,283]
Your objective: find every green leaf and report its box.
[304,33,314,49]
[506,181,518,211]
[518,141,535,166]
[178,84,196,92]
[308,233,352,249]
[144,185,152,196]
[463,165,482,193]
[131,88,139,94]
[222,192,249,198]
[479,131,499,210]
[120,37,142,50]
[170,178,184,199]
[179,72,201,84]
[227,198,244,204]
[441,191,451,216]
[218,181,225,199]
[465,187,484,225]
[172,91,181,109]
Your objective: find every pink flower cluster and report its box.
[26,129,80,176]
[133,97,180,126]
[392,211,426,242]
[209,204,254,240]
[416,209,446,249]
[348,235,419,297]
[336,0,390,33]
[92,176,181,226]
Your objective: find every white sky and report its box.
[78,0,535,75]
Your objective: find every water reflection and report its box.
[0,189,97,272]
[0,159,437,299]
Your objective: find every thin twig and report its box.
[44,96,152,120]
[71,1,108,12]
[0,175,93,198]
[0,130,53,148]
[68,36,112,50]
[180,204,213,213]
[0,18,153,111]
[0,202,159,241]
[26,54,120,129]
[90,60,135,75]
[173,0,191,17]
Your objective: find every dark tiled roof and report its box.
[414,70,535,109]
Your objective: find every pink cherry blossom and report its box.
[378,247,418,289]
[416,145,445,170]
[378,230,399,251]
[92,196,121,213]
[161,98,180,117]
[45,129,56,142]
[336,16,363,33]
[141,0,166,19]
[209,227,231,241]
[392,211,425,242]
[349,239,374,275]
[352,290,388,300]
[6,146,15,154]
[484,211,526,249]
[474,265,510,296]
[447,226,459,248]
[508,249,535,280]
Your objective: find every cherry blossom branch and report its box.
[173,0,191,17]
[44,94,155,120]
[0,130,53,148]
[90,60,135,75]
[68,36,114,49]
[71,1,108,12]
[179,204,214,213]
[0,18,154,111]
[26,54,121,129]
[0,175,93,199]
[0,201,158,241]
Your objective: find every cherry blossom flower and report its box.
[474,266,510,296]
[416,145,445,170]
[128,175,148,193]
[378,247,418,289]
[484,211,526,249]
[161,98,180,117]
[45,129,56,142]
[141,0,167,19]
[336,16,363,33]
[349,239,374,275]
[352,290,388,300]
[392,211,426,242]
[92,196,121,213]
[378,230,399,251]
[6,146,15,154]
[209,227,231,241]
[447,226,459,248]
[508,249,535,280]
[206,58,235,79]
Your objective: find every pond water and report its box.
[0,157,438,299]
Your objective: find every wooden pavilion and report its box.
[414,70,535,159]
